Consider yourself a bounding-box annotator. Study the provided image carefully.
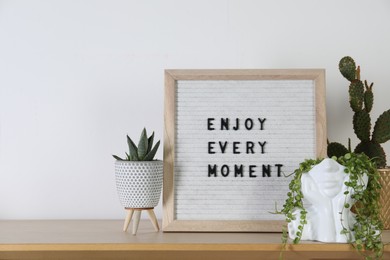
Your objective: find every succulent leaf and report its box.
[112,155,124,161]
[339,56,356,81]
[127,135,139,160]
[353,110,371,142]
[125,152,131,160]
[327,142,349,158]
[354,141,386,168]
[137,128,149,160]
[147,132,155,154]
[144,140,160,161]
[372,110,390,144]
[115,129,161,161]
[349,81,364,112]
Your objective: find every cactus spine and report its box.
[328,56,390,168]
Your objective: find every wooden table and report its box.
[0,220,389,259]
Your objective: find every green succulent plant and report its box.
[113,128,160,161]
[328,56,390,168]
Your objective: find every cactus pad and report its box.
[353,110,371,142]
[364,87,374,113]
[372,110,390,144]
[364,80,374,113]
[349,81,364,112]
[327,142,349,158]
[339,56,356,81]
[354,141,387,168]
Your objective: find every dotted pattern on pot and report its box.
[115,161,163,208]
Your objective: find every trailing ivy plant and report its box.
[279,153,383,260]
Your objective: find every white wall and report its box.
[0,0,389,220]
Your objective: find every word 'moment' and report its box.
[208,164,283,178]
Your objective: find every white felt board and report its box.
[174,80,316,221]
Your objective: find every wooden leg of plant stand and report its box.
[123,209,134,232]
[132,210,142,235]
[146,209,159,232]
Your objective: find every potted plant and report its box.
[280,153,383,259]
[113,128,162,235]
[328,56,390,229]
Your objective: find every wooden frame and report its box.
[163,69,326,232]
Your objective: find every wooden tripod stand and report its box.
[123,208,159,235]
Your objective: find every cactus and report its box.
[328,56,390,168]
[327,141,349,158]
[113,128,160,161]
[339,56,356,81]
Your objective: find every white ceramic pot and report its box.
[115,160,163,209]
[288,158,368,243]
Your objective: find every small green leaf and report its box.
[127,135,139,160]
[112,155,124,161]
[147,132,155,154]
[144,140,160,161]
[125,152,131,160]
[137,128,148,160]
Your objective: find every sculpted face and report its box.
[308,158,347,198]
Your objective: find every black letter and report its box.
[275,164,283,177]
[221,118,229,130]
[234,165,243,177]
[258,141,267,154]
[208,164,217,177]
[221,165,230,177]
[249,165,257,177]
[207,118,215,130]
[245,118,253,130]
[262,165,271,177]
[233,142,241,154]
[232,118,239,130]
[246,141,255,154]
[258,118,266,130]
[208,142,215,154]
[219,141,228,153]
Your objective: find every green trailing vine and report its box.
[279,153,383,259]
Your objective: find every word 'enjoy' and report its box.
[207,118,266,131]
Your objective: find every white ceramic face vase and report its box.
[287,158,368,243]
